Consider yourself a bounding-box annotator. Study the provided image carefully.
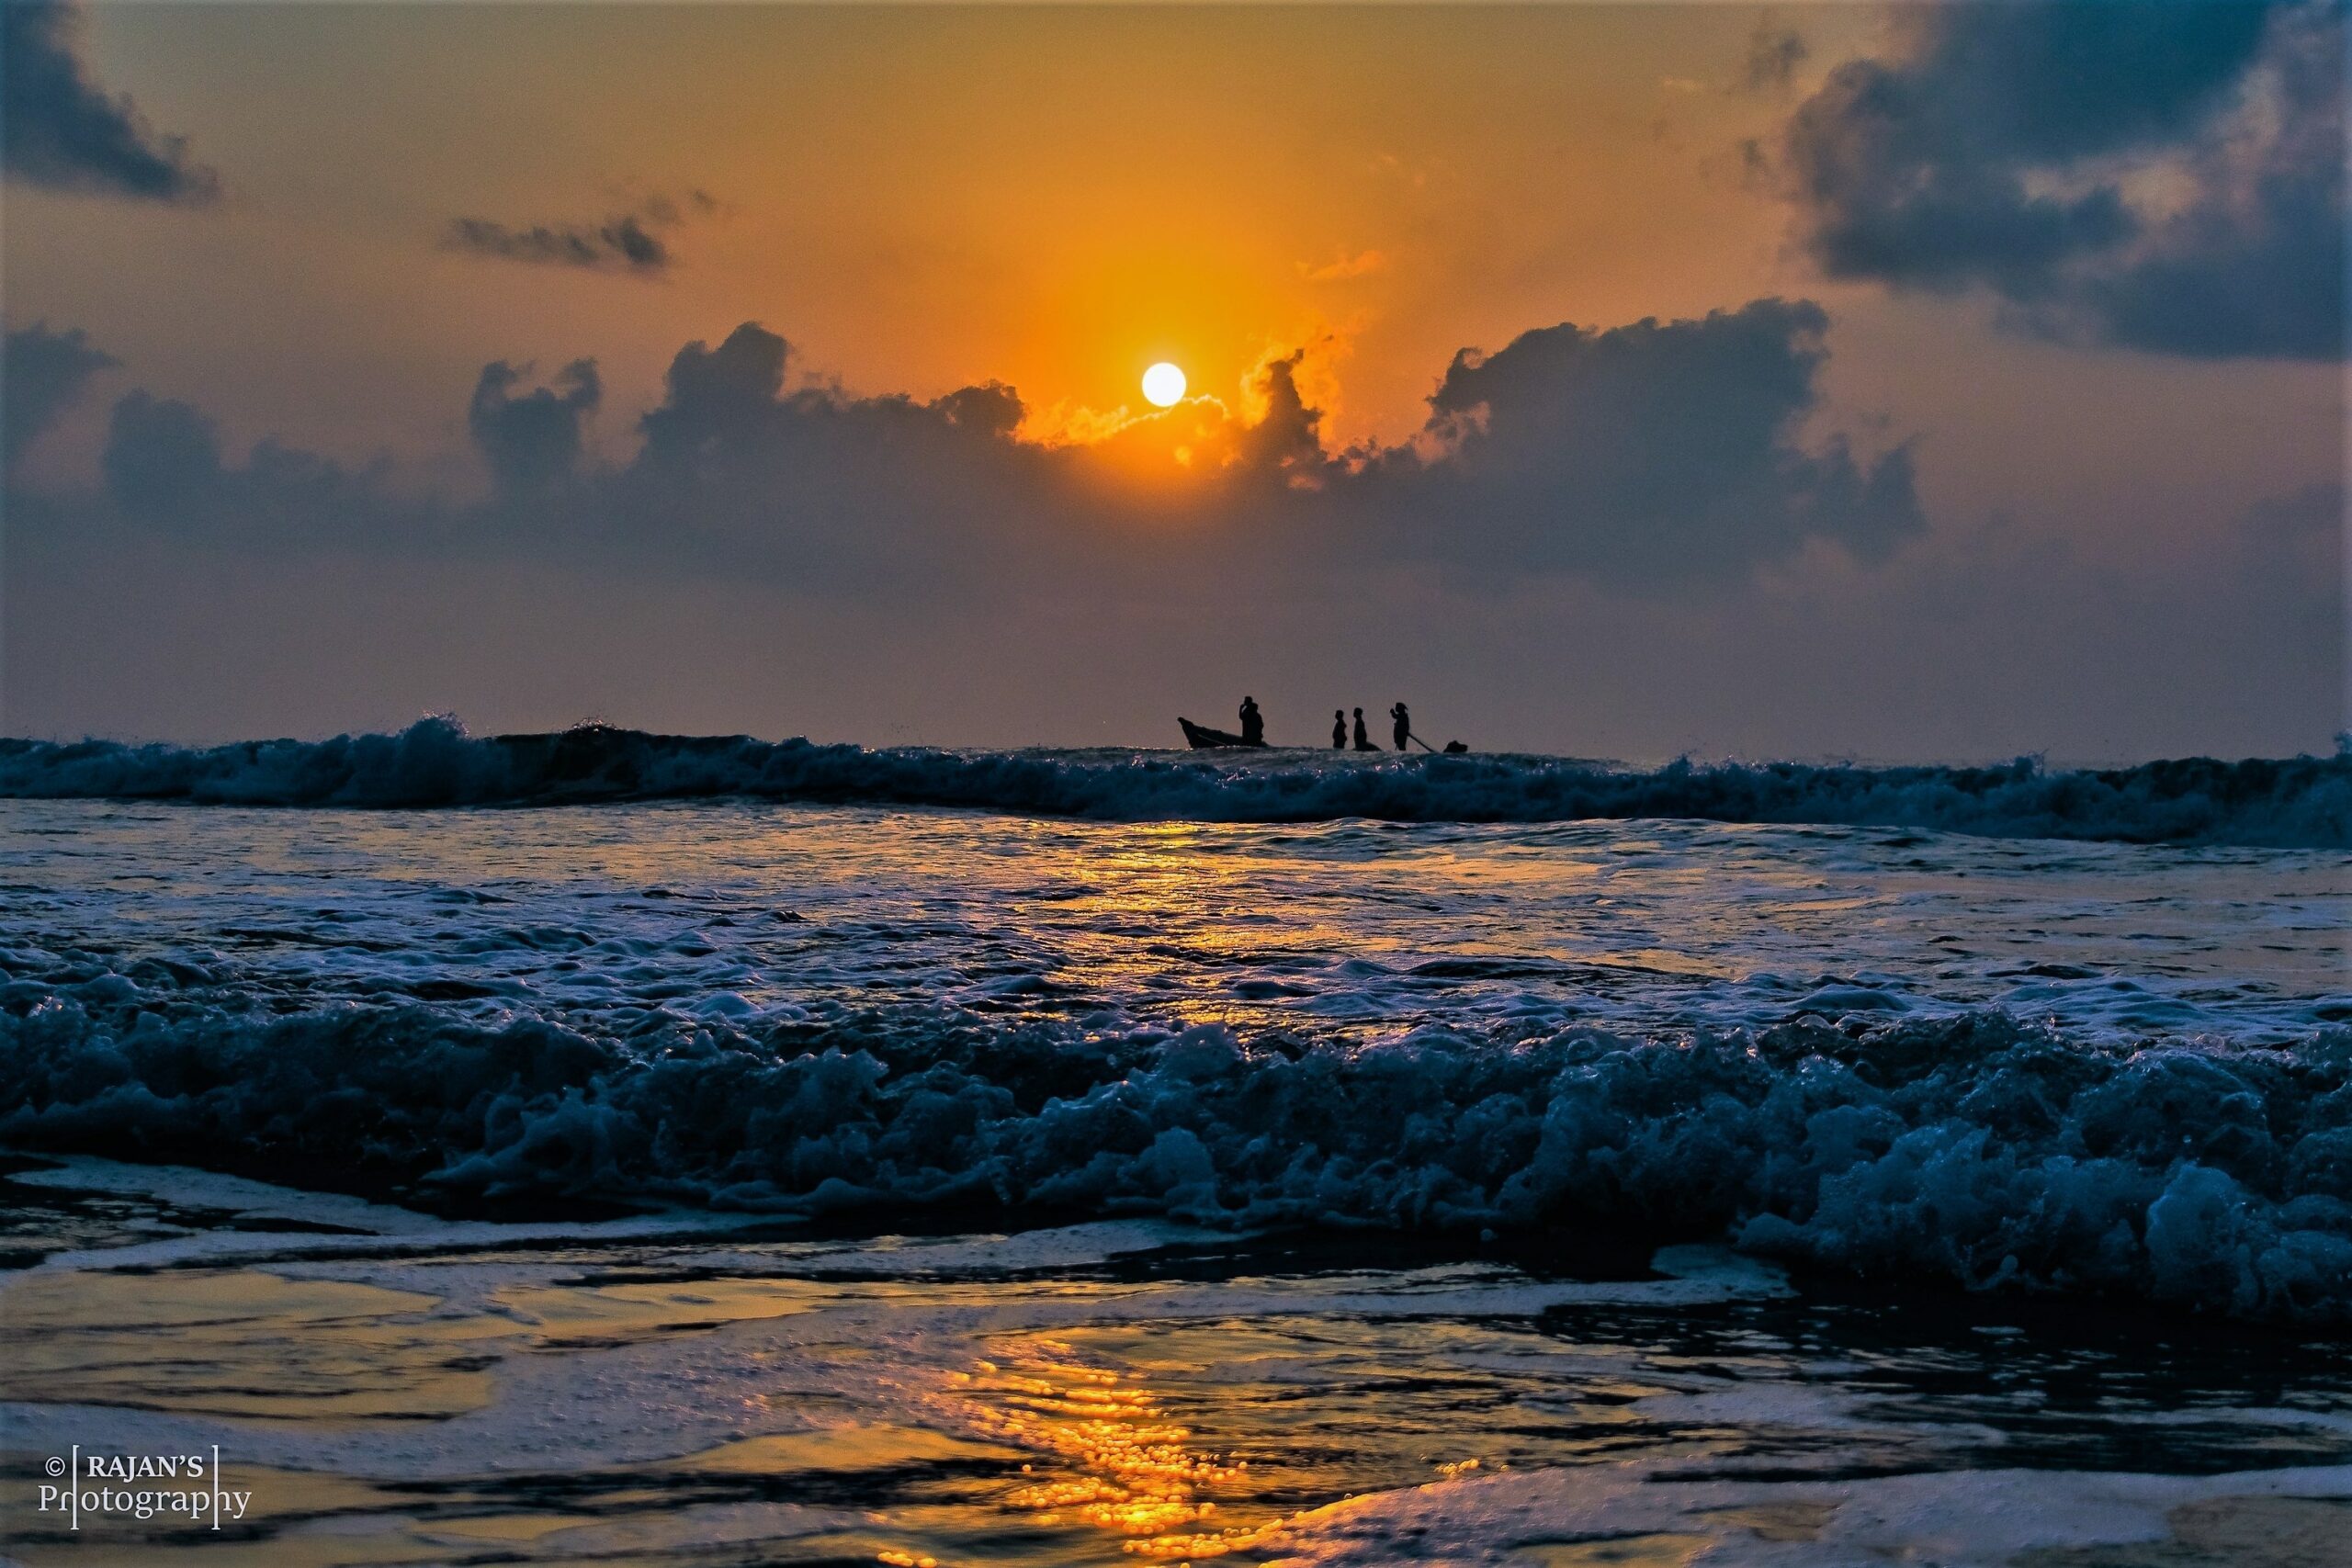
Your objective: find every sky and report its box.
[3,0,2343,761]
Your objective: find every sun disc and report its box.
[1142,362,1187,408]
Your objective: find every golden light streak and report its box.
[946,1343,1306,1562]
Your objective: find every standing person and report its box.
[1351,707,1375,751]
[1331,710,1347,749]
[1391,702,1412,751]
[1238,695,1265,747]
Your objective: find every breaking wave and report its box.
[2,716,2346,845]
[5,964,2349,1321]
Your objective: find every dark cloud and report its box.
[100,389,401,542]
[469,360,601,493]
[1233,350,1329,481]
[608,323,1055,584]
[1353,300,1921,583]
[637,323,793,465]
[446,215,668,274]
[444,192,717,276]
[2,0,218,202]
[931,380,1026,441]
[4,323,117,469]
[2053,7,2346,359]
[1779,0,2343,358]
[100,391,222,515]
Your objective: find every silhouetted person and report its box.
[1238,695,1264,747]
[1351,707,1375,751]
[1332,710,1347,749]
[1391,703,1412,751]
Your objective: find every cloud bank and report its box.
[1363,301,1920,581]
[96,389,408,546]
[1780,0,2344,358]
[8,308,2324,761]
[3,323,116,469]
[2,0,218,203]
[25,301,1918,596]
[4,303,1941,754]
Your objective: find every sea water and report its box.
[1,733,2347,1563]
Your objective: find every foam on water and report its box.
[4,716,2346,844]
[2,791,2345,1325]
[6,967,2349,1320]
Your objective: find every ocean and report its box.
[1,723,2347,1564]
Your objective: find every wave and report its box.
[5,965,2349,1321]
[2,716,2346,845]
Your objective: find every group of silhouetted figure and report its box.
[1228,696,1466,753]
[1330,704,1407,751]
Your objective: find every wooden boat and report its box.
[1179,717,1267,750]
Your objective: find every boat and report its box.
[1179,717,1268,750]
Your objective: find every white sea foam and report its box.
[3,773,2344,1324]
[6,954,2347,1319]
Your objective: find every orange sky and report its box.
[13,6,2333,530]
[17,6,2328,553]
[4,3,2340,756]
[16,6,1869,456]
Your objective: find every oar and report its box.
[1407,732,1441,754]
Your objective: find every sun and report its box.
[1141,362,1187,408]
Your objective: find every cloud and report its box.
[446,215,670,274]
[1353,300,1921,583]
[100,390,221,515]
[2,0,218,202]
[20,300,1918,598]
[469,360,601,493]
[4,323,117,469]
[1777,0,2342,358]
[444,190,718,276]
[603,322,1056,583]
[636,322,793,466]
[99,389,403,544]
[1297,249,1387,283]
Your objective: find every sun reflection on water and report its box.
[944,1340,1298,1562]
